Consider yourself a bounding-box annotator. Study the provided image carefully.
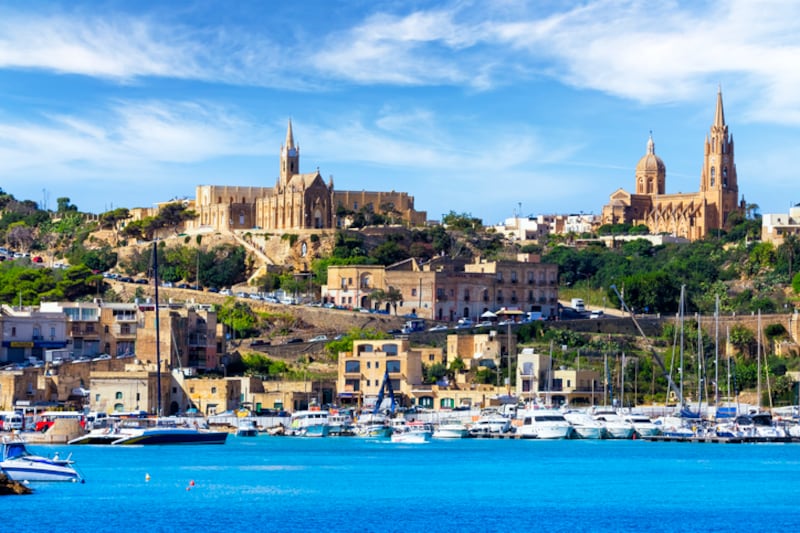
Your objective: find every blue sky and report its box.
[0,0,798,224]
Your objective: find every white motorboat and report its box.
[517,410,573,439]
[1,435,81,482]
[562,410,604,439]
[469,410,511,435]
[593,411,635,439]
[624,414,661,438]
[236,418,259,437]
[432,418,470,439]
[390,421,433,443]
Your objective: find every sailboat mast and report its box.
[679,286,685,406]
[756,310,761,411]
[715,295,720,406]
[153,241,162,418]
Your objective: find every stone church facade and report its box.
[190,121,425,232]
[601,90,744,241]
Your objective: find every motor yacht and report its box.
[516,410,573,439]
[432,418,470,439]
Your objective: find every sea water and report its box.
[4,437,800,532]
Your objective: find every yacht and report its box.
[593,410,635,439]
[432,418,470,439]
[562,410,604,439]
[1,435,82,482]
[69,416,228,445]
[517,410,573,439]
[469,410,511,435]
[623,413,661,438]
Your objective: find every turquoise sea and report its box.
[4,436,800,532]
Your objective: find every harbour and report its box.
[5,435,800,531]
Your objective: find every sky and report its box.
[0,0,798,225]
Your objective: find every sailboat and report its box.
[70,242,227,446]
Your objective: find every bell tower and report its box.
[280,119,299,186]
[700,88,739,229]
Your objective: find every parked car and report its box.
[308,335,328,342]
[92,354,112,361]
[285,338,304,344]
[428,325,449,332]
[32,256,43,263]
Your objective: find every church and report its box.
[601,90,744,241]
[190,121,426,232]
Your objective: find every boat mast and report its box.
[715,295,720,407]
[756,310,761,412]
[153,241,162,418]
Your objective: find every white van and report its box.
[0,411,24,431]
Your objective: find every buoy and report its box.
[189,480,195,486]
[145,473,151,482]
[186,486,191,491]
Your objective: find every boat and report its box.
[354,412,392,438]
[593,410,635,439]
[469,409,511,435]
[516,409,573,439]
[623,413,661,438]
[236,418,259,437]
[355,368,396,438]
[390,420,433,443]
[562,410,604,439]
[327,410,355,436]
[289,409,330,437]
[70,416,228,445]
[1,435,82,482]
[432,418,470,439]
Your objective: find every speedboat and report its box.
[517,410,573,439]
[432,418,470,439]
[562,410,604,439]
[1,435,81,482]
[69,417,228,445]
[390,421,433,443]
[236,418,259,437]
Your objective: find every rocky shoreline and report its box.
[0,472,32,496]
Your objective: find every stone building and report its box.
[322,254,558,321]
[337,338,443,409]
[190,120,426,233]
[601,89,745,241]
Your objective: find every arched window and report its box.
[710,167,715,186]
[115,391,123,400]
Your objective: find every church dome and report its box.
[636,134,665,173]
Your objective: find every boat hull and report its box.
[1,460,80,482]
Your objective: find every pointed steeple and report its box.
[285,119,295,150]
[646,130,655,155]
[714,86,725,128]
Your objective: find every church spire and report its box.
[647,130,655,155]
[285,119,295,150]
[714,86,725,128]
